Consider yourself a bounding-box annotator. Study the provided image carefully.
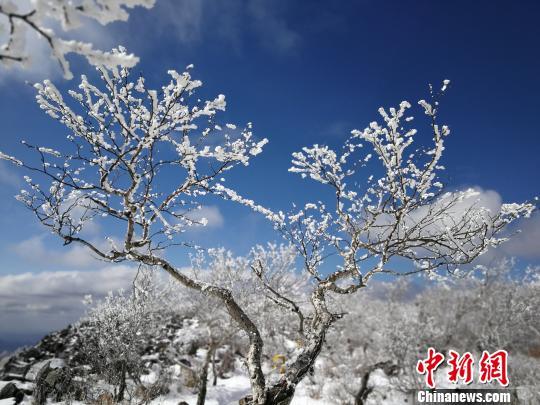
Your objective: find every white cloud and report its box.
[372,187,538,268]
[186,205,225,229]
[12,234,101,268]
[150,0,300,53]
[247,0,301,53]
[0,0,301,84]
[0,265,136,335]
[424,188,540,262]
[0,266,135,301]
[422,187,502,228]
[9,232,109,269]
[155,0,205,44]
[373,187,503,238]
[499,213,540,259]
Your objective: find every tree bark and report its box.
[239,286,334,405]
[197,347,214,405]
[355,361,399,405]
[212,348,218,386]
[116,361,127,402]
[133,253,268,403]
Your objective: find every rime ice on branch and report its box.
[4,60,268,255]
[214,81,536,402]
[0,58,275,403]
[229,81,535,282]
[0,0,155,78]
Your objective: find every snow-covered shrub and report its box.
[301,259,540,404]
[81,268,158,402]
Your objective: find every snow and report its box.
[0,2,155,78]
[291,384,328,405]
[149,373,371,404]
[141,370,159,385]
[151,374,251,405]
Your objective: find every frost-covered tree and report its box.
[300,259,540,404]
[0,67,535,404]
[180,244,309,404]
[0,0,154,78]
[82,280,152,402]
[215,82,536,403]
[0,57,274,403]
[80,265,173,403]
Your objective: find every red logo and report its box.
[417,349,509,388]
[417,347,445,388]
[447,350,474,385]
[479,350,509,386]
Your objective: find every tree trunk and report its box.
[116,362,127,402]
[265,384,296,405]
[197,347,214,405]
[239,286,335,405]
[212,348,218,386]
[354,367,373,405]
[134,255,268,404]
[355,361,399,405]
[239,383,295,405]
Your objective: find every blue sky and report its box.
[0,0,539,344]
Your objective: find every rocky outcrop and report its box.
[0,382,25,404]
[33,360,73,405]
[0,314,209,404]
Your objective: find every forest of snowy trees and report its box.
[1,256,538,403]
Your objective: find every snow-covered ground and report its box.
[149,375,331,405]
